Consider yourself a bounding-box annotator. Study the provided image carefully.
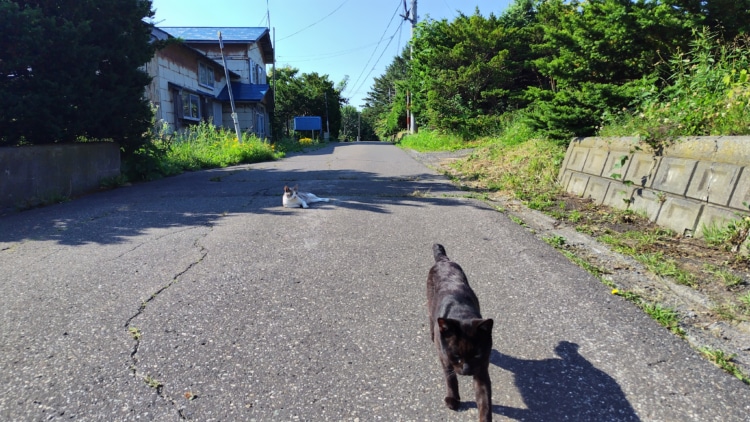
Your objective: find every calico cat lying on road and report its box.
[427,243,494,422]
[282,185,330,208]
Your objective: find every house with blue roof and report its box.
[144,26,274,139]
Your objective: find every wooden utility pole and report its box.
[402,0,417,134]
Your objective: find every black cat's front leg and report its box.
[473,369,492,422]
[441,362,461,410]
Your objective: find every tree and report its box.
[339,105,358,141]
[270,66,345,139]
[271,66,306,138]
[0,0,156,154]
[661,0,750,40]
[361,49,409,139]
[410,11,519,136]
[525,0,698,139]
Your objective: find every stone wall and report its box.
[558,136,750,237]
[0,143,120,213]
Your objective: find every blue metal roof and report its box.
[217,82,270,102]
[159,27,268,43]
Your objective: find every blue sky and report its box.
[150,0,513,109]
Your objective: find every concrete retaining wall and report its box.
[559,136,750,237]
[0,143,120,213]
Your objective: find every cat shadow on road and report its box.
[488,341,640,421]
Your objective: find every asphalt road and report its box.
[1,142,749,421]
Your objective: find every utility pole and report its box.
[272,27,276,105]
[324,91,330,141]
[401,0,417,134]
[218,31,243,143]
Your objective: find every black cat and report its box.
[427,244,493,422]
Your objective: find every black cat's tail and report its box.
[433,243,449,262]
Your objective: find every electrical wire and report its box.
[344,0,402,99]
[347,19,404,103]
[277,0,351,42]
[278,40,382,63]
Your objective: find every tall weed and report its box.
[397,130,472,151]
[123,121,281,181]
[166,122,280,171]
[599,29,750,148]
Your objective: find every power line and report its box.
[345,0,402,99]
[278,41,382,63]
[277,0,351,42]
[266,0,271,29]
[348,20,404,103]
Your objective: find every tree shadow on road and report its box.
[0,143,488,246]
[489,341,640,421]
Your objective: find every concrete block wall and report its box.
[0,143,120,214]
[558,136,750,237]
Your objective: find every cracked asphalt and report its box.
[1,142,749,421]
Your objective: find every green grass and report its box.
[124,122,284,181]
[704,264,744,288]
[128,327,142,341]
[143,375,163,390]
[641,302,686,337]
[700,347,750,385]
[740,292,750,310]
[598,232,696,287]
[543,235,566,248]
[614,290,686,338]
[636,252,696,286]
[397,130,476,152]
[164,123,281,171]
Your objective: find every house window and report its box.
[199,62,214,88]
[182,92,200,120]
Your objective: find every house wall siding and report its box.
[146,44,226,132]
[191,43,266,84]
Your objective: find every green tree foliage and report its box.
[0,0,155,154]
[271,67,305,138]
[410,11,517,137]
[363,0,750,143]
[662,0,750,40]
[339,104,376,142]
[526,0,694,139]
[361,49,409,139]
[271,66,344,139]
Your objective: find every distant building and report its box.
[144,27,274,139]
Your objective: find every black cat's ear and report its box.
[475,318,494,332]
[438,318,458,336]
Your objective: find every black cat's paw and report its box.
[444,396,461,410]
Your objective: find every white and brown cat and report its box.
[282,185,330,208]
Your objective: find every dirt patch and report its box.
[413,150,750,379]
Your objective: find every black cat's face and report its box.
[438,318,493,376]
